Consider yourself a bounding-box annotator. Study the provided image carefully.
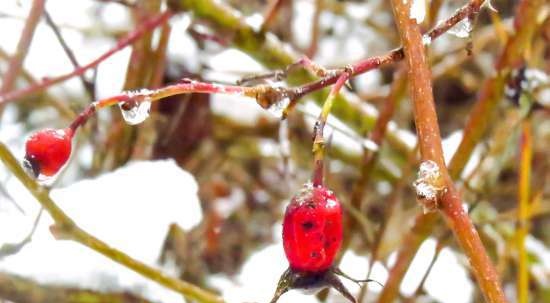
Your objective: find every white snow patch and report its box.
[410,0,426,24]
[0,160,202,302]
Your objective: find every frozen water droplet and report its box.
[119,98,151,125]
[448,18,472,39]
[267,97,290,119]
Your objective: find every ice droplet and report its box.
[412,160,444,212]
[361,138,379,151]
[119,98,151,125]
[267,97,290,119]
[448,18,472,39]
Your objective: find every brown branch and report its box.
[0,0,45,94]
[388,0,506,302]
[378,0,545,300]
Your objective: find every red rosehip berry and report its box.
[283,183,343,272]
[271,182,380,303]
[24,128,73,177]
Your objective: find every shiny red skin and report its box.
[25,128,73,176]
[283,184,343,273]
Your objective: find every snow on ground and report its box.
[0,160,201,302]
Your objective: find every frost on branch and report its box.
[413,160,445,213]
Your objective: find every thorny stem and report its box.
[0,10,172,104]
[517,119,532,303]
[0,142,224,303]
[0,0,45,94]
[389,0,507,302]
[312,71,350,186]
[378,0,544,300]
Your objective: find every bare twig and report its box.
[0,0,45,94]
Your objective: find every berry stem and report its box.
[312,71,350,186]
[389,0,507,302]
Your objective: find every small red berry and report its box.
[283,183,343,273]
[24,128,73,177]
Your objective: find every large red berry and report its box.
[24,128,73,177]
[283,183,343,272]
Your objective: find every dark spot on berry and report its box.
[311,251,320,258]
[324,240,331,248]
[302,221,315,230]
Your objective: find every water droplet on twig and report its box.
[119,98,152,125]
[448,17,472,39]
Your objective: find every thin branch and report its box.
[0,10,172,104]
[0,143,223,303]
[389,0,506,302]
[0,0,45,94]
[43,10,95,98]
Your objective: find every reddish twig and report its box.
[0,10,172,104]
[389,0,506,302]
